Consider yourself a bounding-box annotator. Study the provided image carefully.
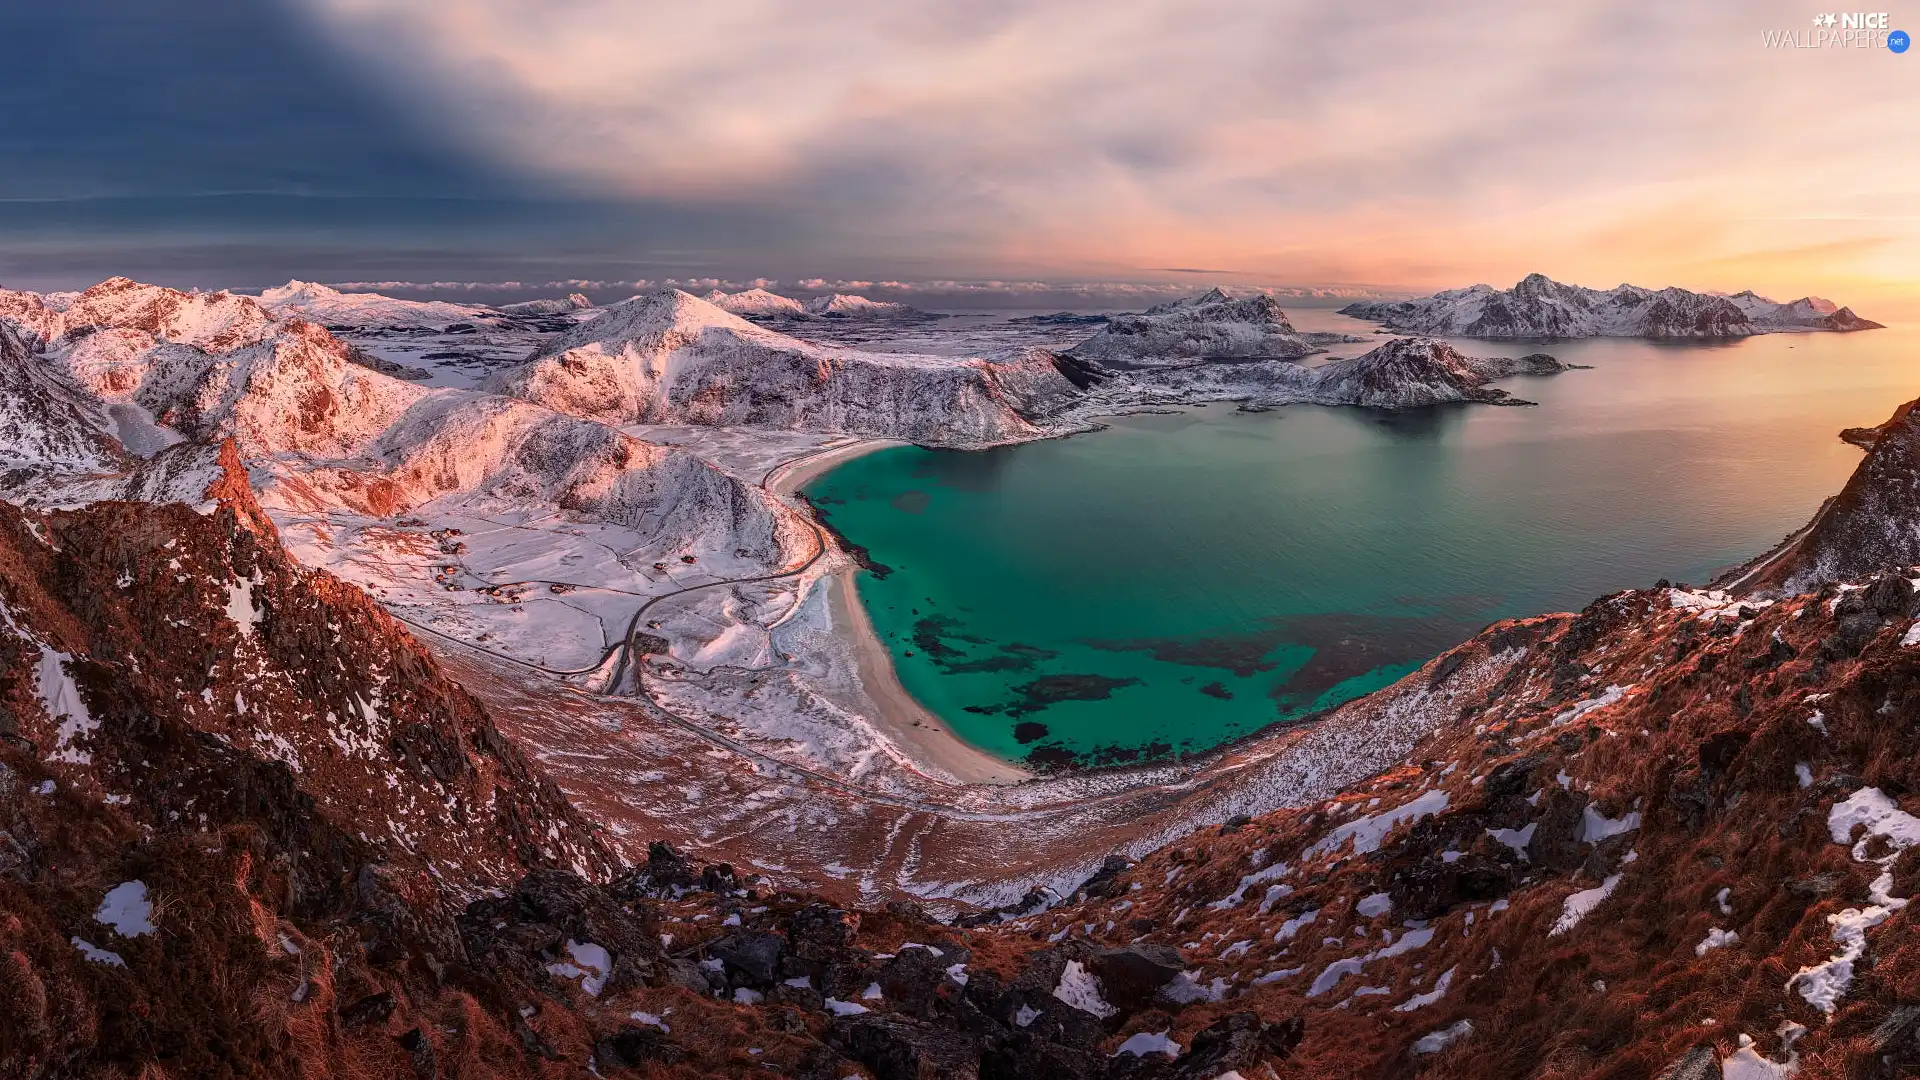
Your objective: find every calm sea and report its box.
[805,314,1917,768]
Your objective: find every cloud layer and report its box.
[293,0,1920,303]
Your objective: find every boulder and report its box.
[709,931,786,986]
[788,903,861,958]
[832,1013,983,1080]
[595,1024,686,1068]
[1074,855,1132,899]
[1088,945,1186,1010]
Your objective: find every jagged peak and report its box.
[1142,287,1287,318]
[202,438,277,539]
[79,275,150,297]
[1511,273,1577,296]
[1357,334,1469,362]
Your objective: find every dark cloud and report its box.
[0,0,492,200]
[4,0,1912,302]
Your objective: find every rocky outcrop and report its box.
[948,569,1920,1077]
[0,480,609,1076]
[1340,273,1883,339]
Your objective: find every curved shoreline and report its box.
[767,440,1031,786]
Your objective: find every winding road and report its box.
[388,444,839,682]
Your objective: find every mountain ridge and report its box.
[488,288,1079,446]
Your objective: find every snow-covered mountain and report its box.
[57,310,431,460]
[0,285,71,344]
[7,276,280,353]
[257,279,500,330]
[701,289,931,321]
[0,323,127,474]
[488,288,1083,446]
[1339,273,1883,339]
[275,392,804,558]
[1071,287,1361,366]
[499,292,593,316]
[0,277,807,570]
[801,293,932,319]
[704,287,807,318]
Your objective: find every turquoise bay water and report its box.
[805,322,1918,769]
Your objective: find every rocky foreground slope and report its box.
[1341,274,1882,339]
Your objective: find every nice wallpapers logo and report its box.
[1763,12,1911,50]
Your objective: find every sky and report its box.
[2,0,1915,313]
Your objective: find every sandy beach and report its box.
[770,440,1030,787]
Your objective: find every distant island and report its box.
[1339,273,1882,339]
